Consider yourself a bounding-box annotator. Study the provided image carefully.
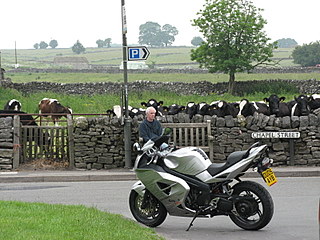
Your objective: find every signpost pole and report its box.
[121,0,132,168]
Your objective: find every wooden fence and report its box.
[13,115,74,167]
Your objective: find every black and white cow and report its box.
[128,107,145,118]
[185,102,198,119]
[141,99,164,116]
[238,99,270,117]
[166,104,185,115]
[264,95,290,117]
[196,102,212,116]
[212,100,239,117]
[307,94,320,111]
[288,95,310,117]
[0,110,50,145]
[4,99,22,111]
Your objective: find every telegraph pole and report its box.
[121,0,132,168]
[0,51,3,80]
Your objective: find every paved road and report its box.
[0,177,319,240]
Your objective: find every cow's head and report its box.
[295,95,310,116]
[167,104,185,115]
[264,94,285,116]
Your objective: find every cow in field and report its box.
[185,102,198,119]
[0,110,50,145]
[39,98,72,125]
[288,95,310,117]
[166,104,185,115]
[307,94,320,111]
[210,100,239,117]
[4,99,22,111]
[264,95,290,117]
[238,99,270,117]
[141,99,164,116]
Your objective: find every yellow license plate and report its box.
[262,168,277,186]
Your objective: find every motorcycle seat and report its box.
[207,150,247,176]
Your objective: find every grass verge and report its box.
[0,201,163,240]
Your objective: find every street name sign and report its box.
[251,132,300,139]
[127,46,150,61]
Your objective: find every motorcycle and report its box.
[129,134,277,231]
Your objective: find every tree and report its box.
[191,0,277,94]
[292,41,320,67]
[161,24,178,47]
[72,40,85,54]
[49,39,58,49]
[105,38,112,48]
[96,39,105,48]
[138,21,178,47]
[276,38,298,48]
[33,43,39,49]
[39,41,48,49]
[191,36,204,46]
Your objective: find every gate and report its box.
[13,115,74,167]
[21,125,69,162]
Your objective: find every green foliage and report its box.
[96,38,112,48]
[96,39,105,48]
[139,22,178,47]
[49,39,58,49]
[0,201,163,240]
[191,36,204,46]
[292,41,320,67]
[72,40,86,54]
[275,38,298,48]
[39,41,48,49]
[33,43,39,49]
[191,0,277,94]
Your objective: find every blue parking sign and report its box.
[127,46,150,61]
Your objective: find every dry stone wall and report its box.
[1,112,320,171]
[71,112,320,170]
[0,117,13,170]
[1,79,320,96]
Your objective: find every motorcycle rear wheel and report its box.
[129,190,167,227]
[229,181,274,230]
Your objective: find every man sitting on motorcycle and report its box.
[139,106,169,150]
[139,107,163,142]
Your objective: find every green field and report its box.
[1,46,297,69]
[1,46,318,113]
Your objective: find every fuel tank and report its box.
[164,147,212,176]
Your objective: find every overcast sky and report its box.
[1,0,319,49]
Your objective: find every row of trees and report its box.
[138,22,178,47]
[33,40,58,49]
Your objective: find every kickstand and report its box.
[186,210,201,231]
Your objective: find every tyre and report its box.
[229,181,274,230]
[129,190,167,227]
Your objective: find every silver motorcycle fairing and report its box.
[163,147,212,176]
[134,167,196,217]
[197,145,268,183]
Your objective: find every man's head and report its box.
[145,106,156,122]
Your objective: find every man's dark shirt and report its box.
[139,119,162,143]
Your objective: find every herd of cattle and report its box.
[2,94,320,128]
[108,94,320,120]
[0,98,72,126]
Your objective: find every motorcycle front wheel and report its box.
[229,181,274,230]
[129,190,167,227]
